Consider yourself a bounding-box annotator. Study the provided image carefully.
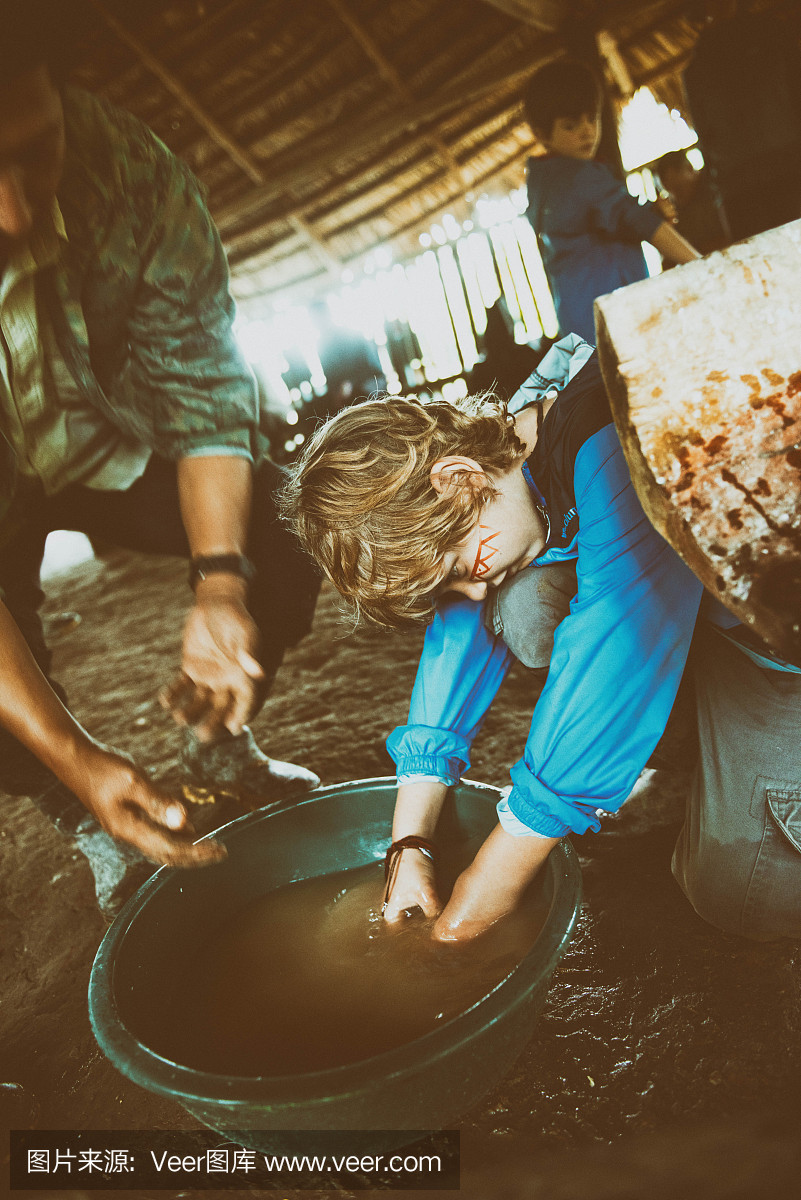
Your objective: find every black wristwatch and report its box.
[188,554,256,592]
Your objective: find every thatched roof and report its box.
[71,0,728,311]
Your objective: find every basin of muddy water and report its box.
[89,778,581,1152]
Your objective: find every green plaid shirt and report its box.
[0,87,258,521]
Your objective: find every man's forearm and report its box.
[393,780,450,840]
[177,455,253,559]
[650,221,701,265]
[168,455,264,736]
[0,602,88,786]
[434,822,560,940]
[0,606,228,866]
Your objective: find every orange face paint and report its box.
[470,526,500,579]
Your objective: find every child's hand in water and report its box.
[383,847,443,924]
[433,824,558,941]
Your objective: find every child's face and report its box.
[431,461,548,603]
[543,111,601,160]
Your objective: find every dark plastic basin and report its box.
[89,778,581,1149]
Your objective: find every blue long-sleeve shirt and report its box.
[526,156,663,343]
[387,422,705,838]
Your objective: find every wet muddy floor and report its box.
[1,548,800,1199]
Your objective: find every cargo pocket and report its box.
[767,788,801,854]
[741,783,801,939]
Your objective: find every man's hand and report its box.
[654,194,678,223]
[70,741,227,868]
[0,597,220,866]
[170,454,263,739]
[161,583,265,741]
[383,847,443,923]
[433,823,558,942]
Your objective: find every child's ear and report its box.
[430,456,488,495]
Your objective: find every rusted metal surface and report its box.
[595,220,801,667]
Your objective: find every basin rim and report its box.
[88,777,582,1110]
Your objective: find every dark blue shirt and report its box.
[526,156,663,342]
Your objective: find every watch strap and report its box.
[189,554,255,591]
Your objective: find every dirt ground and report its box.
[2,548,801,1200]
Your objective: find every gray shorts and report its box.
[672,623,801,940]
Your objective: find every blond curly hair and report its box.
[280,393,524,628]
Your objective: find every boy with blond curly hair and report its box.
[283,340,801,944]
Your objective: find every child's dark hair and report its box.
[0,0,78,88]
[522,59,602,140]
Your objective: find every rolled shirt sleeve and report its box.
[118,166,258,461]
[497,789,553,837]
[386,594,514,785]
[179,445,254,459]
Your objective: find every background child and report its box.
[283,343,801,943]
[523,59,699,342]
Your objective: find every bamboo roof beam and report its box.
[221,93,529,259]
[616,1,703,48]
[88,0,340,275]
[476,0,564,31]
[632,50,694,90]
[102,0,257,102]
[597,29,636,99]
[213,36,563,230]
[166,15,526,177]
[324,0,468,188]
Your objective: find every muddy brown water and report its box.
[150,845,549,1077]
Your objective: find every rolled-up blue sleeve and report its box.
[386,595,514,784]
[581,162,663,244]
[507,424,704,837]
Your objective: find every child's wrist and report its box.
[381,836,436,914]
[393,779,449,840]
